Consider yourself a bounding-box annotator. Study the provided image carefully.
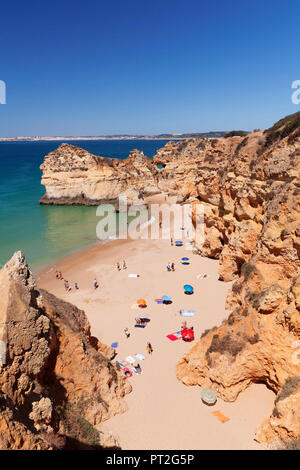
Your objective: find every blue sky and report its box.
[1,0,300,136]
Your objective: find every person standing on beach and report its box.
[171,262,175,272]
[170,237,174,246]
[117,262,121,271]
[93,278,98,289]
[75,282,79,290]
[147,342,153,354]
[123,260,127,270]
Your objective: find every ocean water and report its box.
[0,140,170,271]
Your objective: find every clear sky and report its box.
[1,0,300,137]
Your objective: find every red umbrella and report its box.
[181,328,194,342]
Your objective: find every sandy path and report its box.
[37,236,275,450]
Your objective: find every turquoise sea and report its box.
[0,140,170,271]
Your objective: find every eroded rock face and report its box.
[40,144,160,206]
[38,112,300,446]
[0,251,130,449]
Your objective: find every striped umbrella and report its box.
[201,388,217,405]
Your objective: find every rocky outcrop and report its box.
[40,144,161,207]
[0,251,130,449]
[175,113,300,447]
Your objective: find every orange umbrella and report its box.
[137,299,147,305]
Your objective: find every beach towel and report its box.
[212,411,230,423]
[166,331,182,341]
[180,310,195,317]
[134,353,145,361]
[128,274,140,278]
[125,356,136,364]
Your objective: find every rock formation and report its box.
[0,251,130,449]
[173,112,300,447]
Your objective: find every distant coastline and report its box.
[0,131,226,142]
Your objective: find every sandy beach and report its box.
[36,224,275,450]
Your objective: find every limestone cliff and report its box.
[40,144,161,206]
[0,251,130,449]
[173,112,300,447]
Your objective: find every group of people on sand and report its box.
[167,262,175,272]
[56,270,78,293]
[56,269,101,293]
[117,260,127,271]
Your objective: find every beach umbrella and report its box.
[201,388,217,405]
[137,299,146,305]
[162,295,172,301]
[181,257,190,261]
[111,342,118,348]
[175,241,183,246]
[155,298,163,304]
[183,284,194,293]
[181,328,195,342]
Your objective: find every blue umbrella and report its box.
[201,388,217,405]
[111,342,118,348]
[183,285,193,292]
[175,241,183,246]
[181,257,190,261]
[162,295,172,301]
